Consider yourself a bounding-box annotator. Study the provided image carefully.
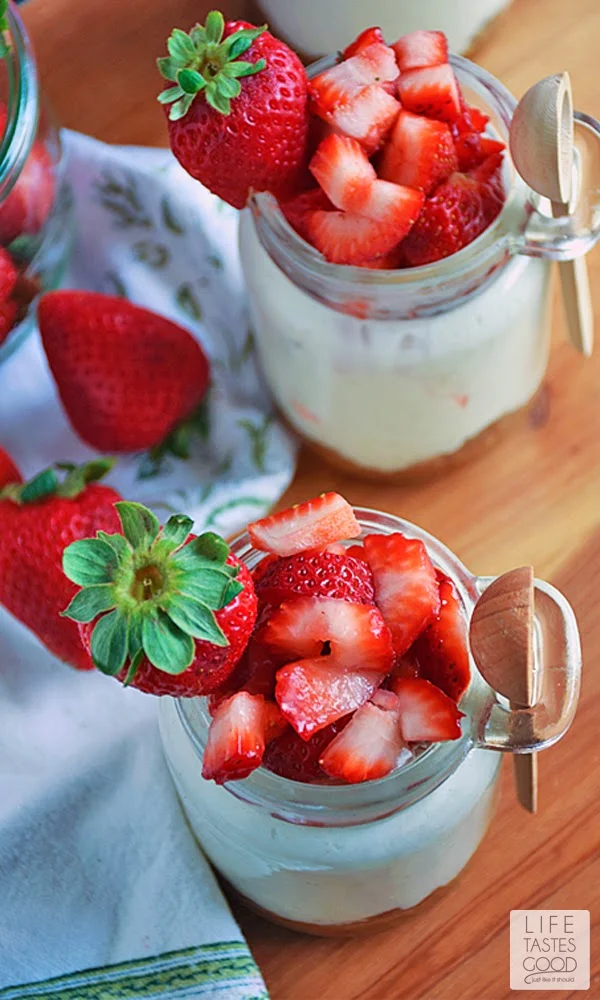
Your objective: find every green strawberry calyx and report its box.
[157,10,268,121]
[61,500,244,682]
[0,458,115,504]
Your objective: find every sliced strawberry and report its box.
[390,677,464,742]
[454,132,505,171]
[361,246,406,269]
[345,544,370,563]
[255,549,375,606]
[248,492,360,557]
[413,575,471,702]
[389,649,421,681]
[202,691,274,784]
[397,64,461,124]
[275,658,384,738]
[263,699,289,740]
[281,187,334,242]
[379,110,458,195]
[325,542,347,555]
[306,207,407,265]
[400,168,503,266]
[309,135,376,213]
[263,717,350,782]
[343,26,385,59]
[259,597,395,673]
[309,44,398,119]
[392,30,448,71]
[331,85,400,153]
[319,694,406,782]
[355,179,424,229]
[452,104,489,136]
[363,533,440,656]
[252,553,279,587]
[0,248,18,300]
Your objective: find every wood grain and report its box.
[20,0,600,995]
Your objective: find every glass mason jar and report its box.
[159,509,581,935]
[0,4,73,366]
[259,0,511,58]
[239,55,600,481]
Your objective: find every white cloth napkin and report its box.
[0,129,297,997]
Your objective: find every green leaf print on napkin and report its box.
[238,416,272,474]
[132,240,170,269]
[95,171,153,229]
[176,283,203,323]
[104,271,128,299]
[161,196,186,235]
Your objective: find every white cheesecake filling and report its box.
[240,211,552,474]
[258,0,512,57]
[160,697,501,926]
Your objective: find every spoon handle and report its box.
[552,201,594,356]
[512,751,538,813]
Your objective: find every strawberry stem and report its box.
[0,458,115,505]
[157,11,268,120]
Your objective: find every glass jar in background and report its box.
[0,4,73,366]
[239,55,600,481]
[259,0,511,58]
[159,509,581,935]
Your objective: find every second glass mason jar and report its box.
[159,509,581,935]
[0,4,73,366]
[239,55,600,481]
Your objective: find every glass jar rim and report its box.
[0,6,39,198]
[249,52,521,303]
[173,508,493,827]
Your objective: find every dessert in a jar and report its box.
[156,13,600,480]
[258,0,512,58]
[60,490,580,934]
[0,3,73,365]
[154,493,580,934]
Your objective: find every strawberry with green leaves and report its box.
[0,446,21,488]
[158,11,309,209]
[0,459,121,669]
[38,291,210,456]
[62,501,257,696]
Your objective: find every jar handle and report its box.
[472,576,582,753]
[515,110,600,262]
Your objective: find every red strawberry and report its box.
[263,717,350,782]
[310,43,398,118]
[355,179,424,226]
[38,291,210,454]
[160,16,309,209]
[363,533,440,656]
[275,658,384,738]
[319,692,406,782]
[452,104,489,135]
[248,492,360,557]
[0,248,18,300]
[454,132,505,171]
[280,186,334,241]
[345,544,370,563]
[392,30,448,71]
[400,168,504,266]
[0,297,17,346]
[0,460,121,670]
[70,504,258,697]
[388,648,421,681]
[360,247,406,269]
[0,447,21,488]
[259,597,394,673]
[0,137,55,245]
[379,110,458,195]
[413,574,471,702]
[309,135,376,213]
[306,207,411,265]
[202,691,285,783]
[389,677,464,741]
[207,602,281,708]
[343,27,386,59]
[330,85,400,154]
[252,553,279,587]
[397,64,461,123]
[255,549,375,606]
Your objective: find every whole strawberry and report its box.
[158,11,309,209]
[63,501,258,697]
[0,446,21,488]
[0,459,121,669]
[38,291,210,454]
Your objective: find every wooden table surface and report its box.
[21,0,600,996]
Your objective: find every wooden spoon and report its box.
[510,72,593,357]
[469,567,538,813]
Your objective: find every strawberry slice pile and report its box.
[281,26,506,268]
[202,491,471,785]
